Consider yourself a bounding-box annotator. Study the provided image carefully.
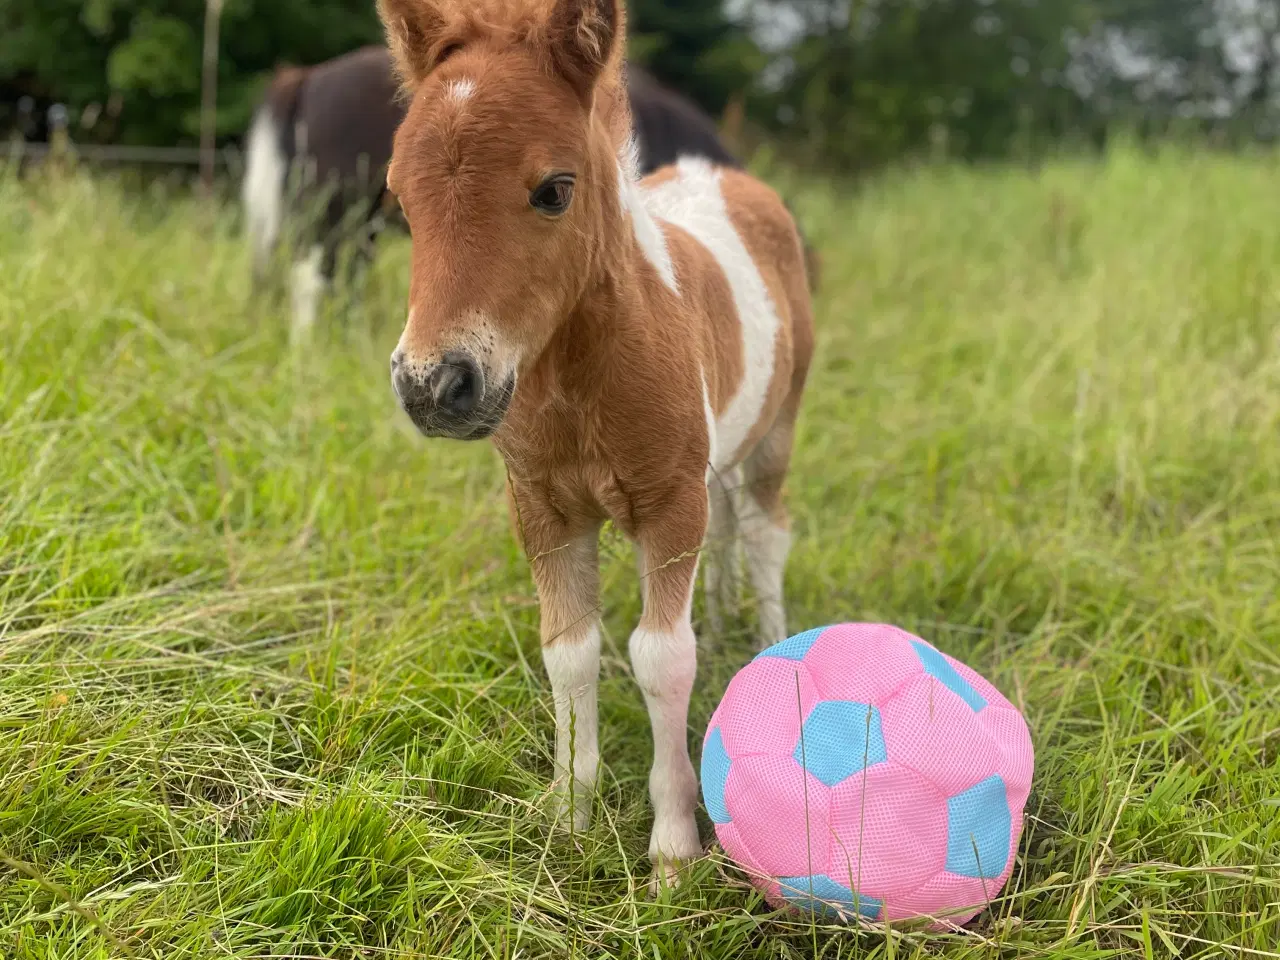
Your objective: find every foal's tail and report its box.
[243,65,307,284]
[801,234,822,294]
[780,197,821,295]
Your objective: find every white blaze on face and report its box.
[396,305,521,392]
[394,307,417,360]
[445,77,476,103]
[643,157,782,471]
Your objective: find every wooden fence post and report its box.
[200,0,226,195]
[48,104,71,172]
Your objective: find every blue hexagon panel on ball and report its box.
[792,700,887,786]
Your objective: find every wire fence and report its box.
[4,98,245,176]
[8,139,244,173]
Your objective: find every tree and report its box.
[5,0,1279,165]
[0,0,383,145]
[752,0,1093,169]
[628,0,764,115]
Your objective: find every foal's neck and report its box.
[502,144,664,434]
[584,149,665,322]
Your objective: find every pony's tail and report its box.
[243,65,306,285]
[802,237,822,294]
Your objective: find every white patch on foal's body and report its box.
[445,77,476,102]
[642,158,782,471]
[616,140,678,294]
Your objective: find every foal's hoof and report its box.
[549,783,592,835]
[647,810,700,895]
[647,858,690,897]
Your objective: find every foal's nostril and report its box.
[390,349,405,372]
[429,351,481,416]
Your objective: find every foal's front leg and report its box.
[630,486,707,883]
[531,523,604,832]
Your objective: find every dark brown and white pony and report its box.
[241,44,740,339]
[375,0,814,886]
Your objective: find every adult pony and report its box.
[241,44,740,339]
[376,0,814,884]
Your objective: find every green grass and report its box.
[2,146,1280,959]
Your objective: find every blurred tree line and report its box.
[3,0,1280,169]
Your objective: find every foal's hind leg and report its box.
[741,413,798,648]
[703,466,743,642]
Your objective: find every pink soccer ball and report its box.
[701,623,1033,927]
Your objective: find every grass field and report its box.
[2,147,1280,959]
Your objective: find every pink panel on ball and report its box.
[1009,810,1024,867]
[879,674,1004,796]
[825,761,948,900]
[802,623,924,705]
[724,753,832,877]
[885,870,999,927]
[889,810,1021,927]
[1000,810,1024,883]
[716,657,821,760]
[759,879,786,909]
[979,706,1035,810]
[715,821,769,886]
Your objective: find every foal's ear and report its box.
[546,0,623,102]
[377,0,452,88]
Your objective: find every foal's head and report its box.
[378,0,629,439]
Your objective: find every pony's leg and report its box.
[741,412,798,648]
[528,517,604,833]
[335,196,384,297]
[327,218,377,327]
[631,483,707,885]
[703,466,742,642]
[289,244,326,344]
[350,212,382,287]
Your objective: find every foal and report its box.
[377,0,814,878]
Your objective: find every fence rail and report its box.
[7,140,243,169]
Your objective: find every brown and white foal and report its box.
[377,0,814,879]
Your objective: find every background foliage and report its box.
[3,0,1280,168]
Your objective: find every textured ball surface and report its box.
[701,623,1034,926]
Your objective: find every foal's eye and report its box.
[529,175,575,216]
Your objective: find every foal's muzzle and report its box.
[390,348,513,439]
